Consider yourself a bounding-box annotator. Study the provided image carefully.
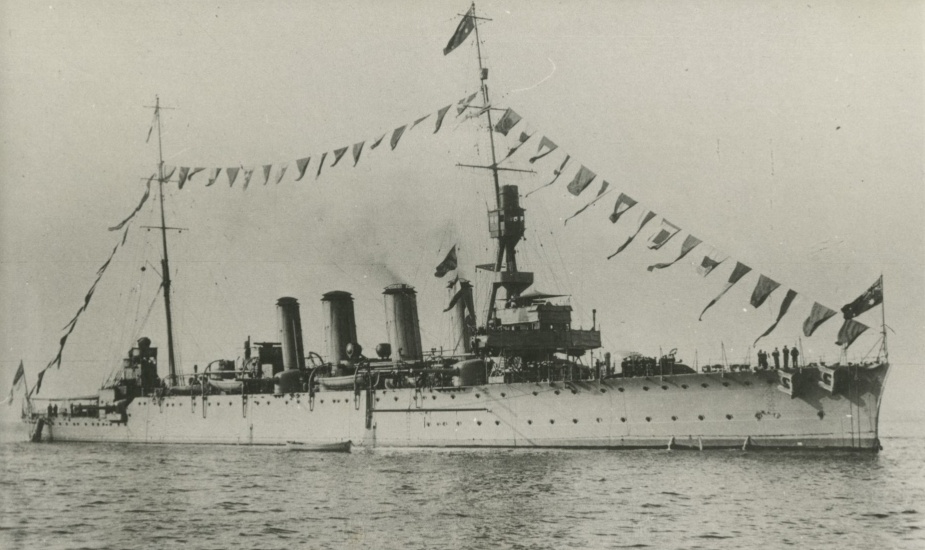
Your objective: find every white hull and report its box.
[26,365,887,451]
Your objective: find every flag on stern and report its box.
[6,361,25,405]
[434,245,458,278]
[802,302,837,337]
[443,6,476,56]
[841,276,883,320]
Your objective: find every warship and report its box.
[20,5,889,451]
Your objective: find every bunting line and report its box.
[608,211,656,259]
[647,234,701,271]
[108,175,153,231]
[754,289,798,345]
[32,224,130,394]
[699,262,752,321]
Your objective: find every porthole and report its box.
[643,386,649,391]
[532,391,538,396]
[451,395,455,399]
[549,419,555,424]
[698,415,705,421]
[572,419,578,424]
[500,393,506,397]
[394,397,398,401]
[671,416,678,421]
[618,387,625,392]
[554,390,561,395]
[681,384,688,389]
[661,386,668,390]
[726,414,733,420]
[645,416,652,422]
[528,420,533,425]
[495,420,500,426]
[596,418,602,422]
[621,417,626,422]
[475,394,481,398]
[600,389,607,394]
[818,411,825,419]
[477,420,482,426]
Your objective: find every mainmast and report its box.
[152,96,178,386]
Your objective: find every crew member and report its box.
[783,345,790,369]
[772,348,780,369]
[790,346,799,369]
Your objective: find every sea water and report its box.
[1,419,922,550]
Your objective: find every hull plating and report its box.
[27,364,887,451]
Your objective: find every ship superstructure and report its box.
[21,4,889,451]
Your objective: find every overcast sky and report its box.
[1,1,921,417]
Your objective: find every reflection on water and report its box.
[0,424,922,549]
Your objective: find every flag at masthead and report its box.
[443,6,476,55]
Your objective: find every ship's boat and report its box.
[286,441,352,453]
[17,4,890,452]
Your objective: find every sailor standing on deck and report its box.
[783,345,790,369]
[790,346,799,369]
[772,347,780,369]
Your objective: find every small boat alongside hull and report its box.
[286,440,352,453]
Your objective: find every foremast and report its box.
[467,4,533,325]
[464,6,600,360]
